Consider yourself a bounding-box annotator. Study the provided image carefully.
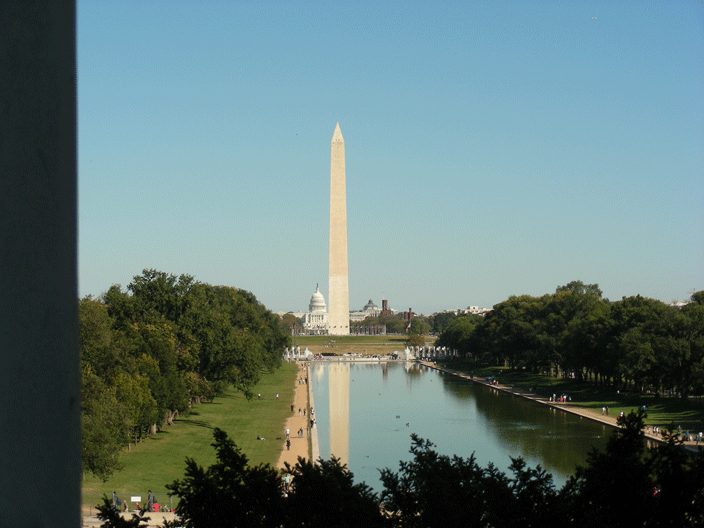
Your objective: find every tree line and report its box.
[436,281,704,398]
[97,410,704,527]
[80,270,290,481]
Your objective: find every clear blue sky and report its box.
[78,1,703,315]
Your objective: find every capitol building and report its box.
[301,285,329,334]
[287,285,383,335]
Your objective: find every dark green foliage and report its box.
[438,283,704,399]
[561,409,704,527]
[166,428,284,528]
[431,310,458,334]
[561,409,654,526]
[95,495,150,527]
[648,428,704,527]
[165,429,385,528]
[283,456,386,528]
[81,368,125,481]
[153,423,704,528]
[435,314,480,355]
[379,434,560,528]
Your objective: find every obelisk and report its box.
[329,123,349,335]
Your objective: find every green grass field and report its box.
[293,335,408,347]
[82,362,299,508]
[446,360,704,432]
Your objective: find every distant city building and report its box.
[462,306,491,316]
[668,300,691,309]
[349,298,382,322]
[436,306,493,317]
[381,299,391,317]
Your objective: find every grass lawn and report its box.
[444,360,704,432]
[294,335,408,347]
[294,334,435,357]
[82,361,298,508]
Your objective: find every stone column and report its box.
[0,2,81,526]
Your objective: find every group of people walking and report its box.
[111,489,159,513]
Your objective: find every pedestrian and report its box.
[298,408,301,417]
[276,393,279,400]
[147,490,155,512]
[286,438,291,451]
[602,407,606,415]
[112,491,121,512]
[284,474,291,491]
[258,393,261,399]
[285,427,290,438]
[307,426,310,437]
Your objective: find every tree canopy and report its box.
[438,283,704,398]
[80,270,290,481]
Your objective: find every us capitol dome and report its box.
[303,284,329,333]
[309,284,327,313]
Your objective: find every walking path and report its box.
[81,506,177,527]
[420,362,701,450]
[276,362,314,470]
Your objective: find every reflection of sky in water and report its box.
[311,362,610,493]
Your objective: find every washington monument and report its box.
[329,123,350,335]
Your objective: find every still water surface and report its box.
[310,361,610,492]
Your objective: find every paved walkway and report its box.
[81,506,177,527]
[276,363,313,470]
[420,362,702,449]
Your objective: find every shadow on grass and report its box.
[178,419,213,429]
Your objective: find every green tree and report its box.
[657,302,704,398]
[81,366,126,481]
[555,280,603,298]
[405,333,426,348]
[79,296,125,382]
[481,295,541,369]
[561,409,654,527]
[562,300,612,384]
[432,311,457,334]
[407,318,430,336]
[379,434,560,528]
[279,313,300,335]
[436,315,479,356]
[95,495,150,527]
[284,457,386,528]
[608,296,671,391]
[167,428,284,528]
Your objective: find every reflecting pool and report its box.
[310,361,610,492]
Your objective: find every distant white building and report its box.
[301,284,329,333]
[350,298,382,322]
[462,306,491,316]
[437,306,492,317]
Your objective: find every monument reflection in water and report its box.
[328,362,350,466]
[311,361,610,492]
